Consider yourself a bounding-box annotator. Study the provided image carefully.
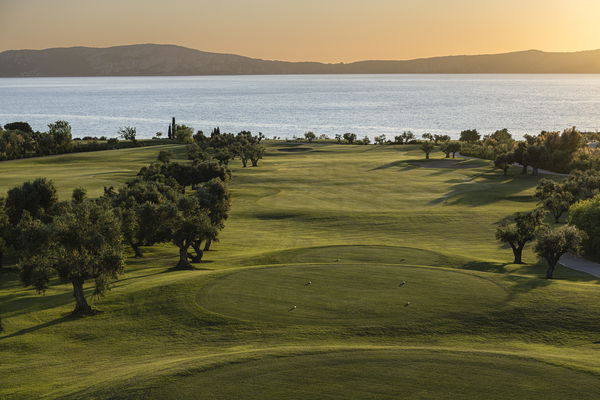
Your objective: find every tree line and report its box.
[187,128,266,168]
[458,127,593,175]
[297,127,597,175]
[0,137,273,317]
[496,168,600,278]
[0,119,266,162]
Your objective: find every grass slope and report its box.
[1,143,599,399]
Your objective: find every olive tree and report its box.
[343,133,357,144]
[421,141,435,159]
[535,225,585,279]
[526,145,547,176]
[118,126,137,142]
[496,210,546,264]
[434,134,451,144]
[446,142,461,158]
[568,195,600,260]
[304,132,316,143]
[494,152,514,176]
[248,144,265,167]
[107,179,179,257]
[17,200,125,315]
[459,129,480,142]
[158,150,172,164]
[175,125,194,144]
[166,196,217,268]
[5,178,58,225]
[535,179,574,223]
[197,179,231,251]
[374,135,387,145]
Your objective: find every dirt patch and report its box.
[408,159,482,169]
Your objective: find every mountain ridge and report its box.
[1,44,600,76]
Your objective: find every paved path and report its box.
[560,254,600,278]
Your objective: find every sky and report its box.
[1,0,599,62]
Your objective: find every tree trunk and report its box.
[190,242,204,263]
[426,153,430,159]
[177,245,192,268]
[521,164,528,175]
[241,159,247,168]
[452,152,457,159]
[546,262,556,279]
[554,212,561,224]
[512,245,524,264]
[203,239,212,251]
[132,243,143,258]
[445,153,450,158]
[533,167,539,176]
[251,159,258,167]
[71,278,93,315]
[503,167,508,176]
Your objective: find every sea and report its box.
[0,74,599,139]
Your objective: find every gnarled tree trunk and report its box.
[176,245,192,268]
[510,244,524,264]
[131,243,143,258]
[521,164,528,175]
[546,262,556,279]
[203,239,212,252]
[190,242,204,263]
[71,278,93,315]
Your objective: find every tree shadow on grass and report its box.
[461,260,511,274]
[0,289,75,319]
[502,275,553,301]
[369,161,418,171]
[0,268,23,290]
[429,171,540,207]
[0,314,78,340]
[167,260,214,272]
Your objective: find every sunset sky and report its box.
[1,0,599,62]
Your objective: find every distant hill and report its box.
[1,44,600,76]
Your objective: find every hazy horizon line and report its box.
[3,42,600,64]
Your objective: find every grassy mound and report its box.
[239,245,460,267]
[130,350,600,400]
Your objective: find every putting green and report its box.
[198,264,507,325]
[140,350,600,400]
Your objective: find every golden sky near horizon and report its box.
[1,0,599,62]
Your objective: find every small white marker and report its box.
[288,305,297,312]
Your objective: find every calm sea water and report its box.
[0,75,599,139]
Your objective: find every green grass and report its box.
[133,350,600,400]
[1,143,599,399]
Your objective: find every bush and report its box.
[569,194,600,261]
